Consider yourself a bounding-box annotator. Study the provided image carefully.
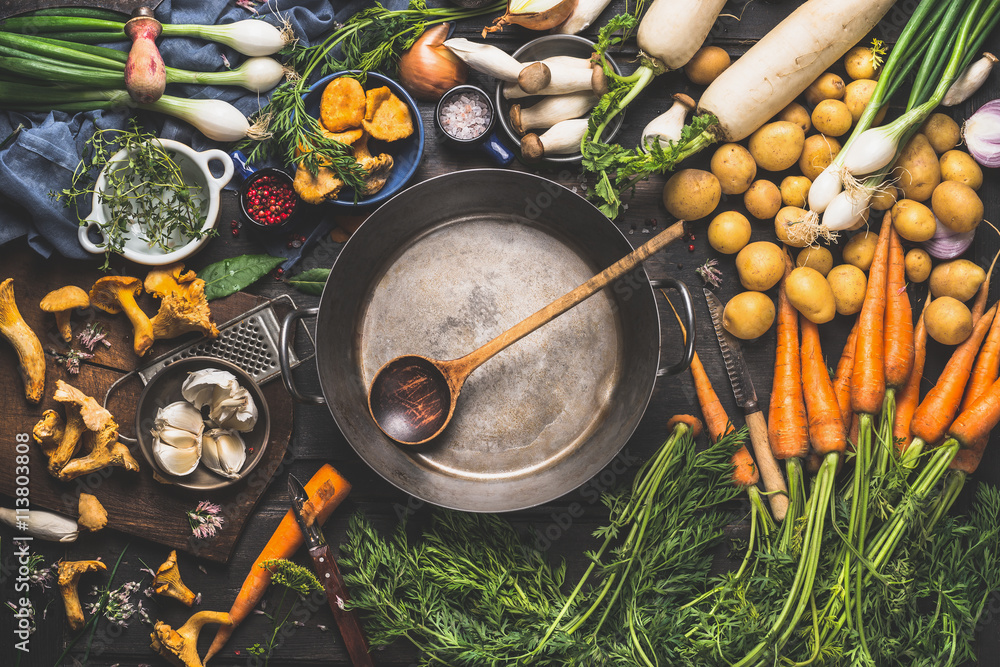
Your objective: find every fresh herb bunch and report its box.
[56,121,211,270]
[247,559,323,666]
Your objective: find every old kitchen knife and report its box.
[288,474,374,667]
[703,289,790,520]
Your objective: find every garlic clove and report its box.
[152,432,202,476]
[153,425,203,450]
[155,401,206,437]
[202,429,247,479]
[211,387,258,432]
[181,368,239,410]
[181,368,258,432]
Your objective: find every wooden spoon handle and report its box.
[452,219,685,377]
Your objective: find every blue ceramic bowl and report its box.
[302,71,425,208]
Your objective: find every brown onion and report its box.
[482,0,579,37]
[399,23,468,102]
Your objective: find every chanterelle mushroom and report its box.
[150,610,231,667]
[89,276,154,356]
[153,550,197,606]
[144,264,219,340]
[58,559,107,631]
[40,286,90,343]
[77,493,108,532]
[45,381,112,473]
[353,132,394,196]
[0,278,45,403]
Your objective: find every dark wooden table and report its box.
[2,1,1000,665]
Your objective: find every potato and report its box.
[708,211,752,254]
[781,176,812,208]
[684,45,731,85]
[925,297,973,345]
[844,46,879,80]
[929,259,986,302]
[940,150,983,190]
[736,241,785,291]
[775,102,811,133]
[711,143,756,195]
[748,121,805,172]
[870,185,898,211]
[843,79,886,125]
[775,206,812,248]
[920,113,961,154]
[892,133,941,201]
[842,231,879,271]
[723,291,776,340]
[796,246,834,276]
[891,199,936,243]
[798,134,841,181]
[932,181,983,233]
[905,248,932,283]
[744,179,782,220]
[804,72,846,106]
[826,264,867,316]
[811,99,852,137]
[662,169,721,220]
[786,267,837,323]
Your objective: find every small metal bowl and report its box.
[434,84,514,166]
[135,356,270,491]
[231,151,299,233]
[494,34,624,163]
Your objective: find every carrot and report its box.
[946,372,1000,450]
[951,434,989,474]
[689,352,735,442]
[800,316,846,455]
[970,249,999,323]
[911,303,998,446]
[204,464,352,663]
[883,225,914,391]
[666,414,704,439]
[768,255,809,460]
[961,296,1000,412]
[832,317,859,430]
[894,301,928,454]
[851,213,892,416]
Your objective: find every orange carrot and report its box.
[732,445,761,487]
[961,300,1000,412]
[911,304,998,446]
[951,434,989,474]
[894,302,928,453]
[848,412,860,448]
[947,372,1000,449]
[883,226,914,391]
[768,255,808,459]
[851,213,892,415]
[666,414,704,438]
[689,352,735,442]
[205,464,352,662]
[970,249,999,323]
[800,316,846,455]
[832,317,859,429]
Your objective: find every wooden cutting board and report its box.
[0,247,294,563]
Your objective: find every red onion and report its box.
[962,99,1000,167]
[923,216,976,259]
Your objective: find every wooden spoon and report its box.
[368,220,686,445]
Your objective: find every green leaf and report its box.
[200,254,285,301]
[286,268,330,296]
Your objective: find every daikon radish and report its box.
[698,0,897,141]
[637,0,728,72]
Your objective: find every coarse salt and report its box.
[440,92,491,141]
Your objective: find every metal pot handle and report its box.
[279,307,326,404]
[649,277,695,376]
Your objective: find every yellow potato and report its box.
[929,259,986,302]
[796,246,834,276]
[774,206,812,248]
[748,121,805,172]
[662,169,721,220]
[708,211,752,254]
[920,113,961,154]
[774,102,811,133]
[798,134,841,181]
[892,133,941,201]
[811,99,852,137]
[804,72,846,106]
[905,248,932,283]
[870,185,898,211]
[843,79,886,125]
[785,266,837,323]
[744,179,782,220]
[844,46,879,80]
[736,241,785,291]
[684,46,731,85]
[710,143,757,195]
[932,181,983,233]
[940,150,983,190]
[723,291,775,340]
[826,264,867,316]
[925,296,973,345]
[891,199,936,243]
[780,176,812,208]
[842,230,879,272]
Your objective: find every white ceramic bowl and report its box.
[78,138,233,265]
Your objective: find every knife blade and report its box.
[288,474,374,667]
[703,289,789,520]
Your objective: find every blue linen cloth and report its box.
[0,0,396,259]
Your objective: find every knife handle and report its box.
[745,410,789,521]
[309,544,375,667]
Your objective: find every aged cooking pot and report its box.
[279,170,695,512]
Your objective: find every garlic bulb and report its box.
[202,429,247,479]
[0,508,78,542]
[152,401,204,476]
[181,368,258,432]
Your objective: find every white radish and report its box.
[637,0,728,71]
[641,94,696,151]
[552,0,615,35]
[511,92,598,135]
[444,38,526,82]
[521,118,589,160]
[698,0,897,141]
